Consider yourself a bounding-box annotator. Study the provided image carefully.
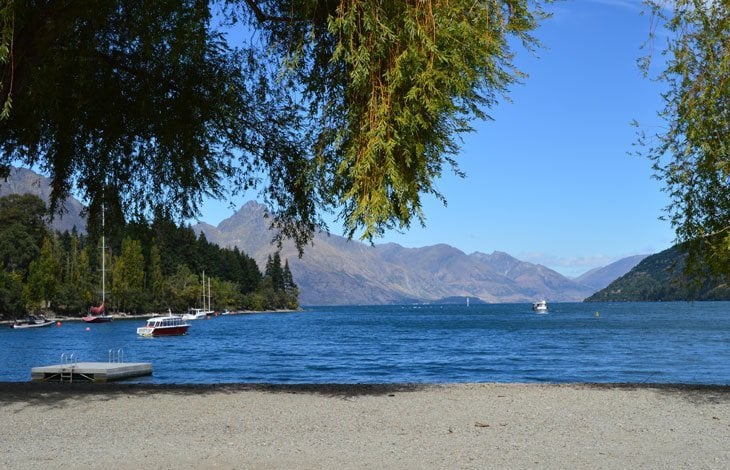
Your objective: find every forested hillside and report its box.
[585,244,730,302]
[0,194,298,319]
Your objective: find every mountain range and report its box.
[193,201,645,306]
[1,167,647,306]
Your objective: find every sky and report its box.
[198,0,677,278]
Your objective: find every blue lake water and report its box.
[1,302,729,384]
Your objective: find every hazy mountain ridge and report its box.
[574,255,648,291]
[194,201,604,305]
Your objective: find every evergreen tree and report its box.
[0,194,48,273]
[24,236,61,309]
[265,251,285,291]
[238,253,262,294]
[0,271,24,317]
[283,259,299,309]
[56,233,90,313]
[148,243,165,312]
[77,246,94,309]
[111,237,145,313]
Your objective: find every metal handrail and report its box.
[108,348,124,363]
[61,352,77,366]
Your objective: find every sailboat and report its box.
[83,203,113,323]
[182,272,213,320]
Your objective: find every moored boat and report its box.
[182,308,207,321]
[137,313,190,337]
[11,315,54,329]
[182,272,213,320]
[83,303,113,323]
[532,299,548,313]
[82,313,114,323]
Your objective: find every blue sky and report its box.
[199,0,676,278]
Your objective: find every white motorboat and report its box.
[182,308,207,320]
[532,299,548,313]
[11,315,54,329]
[137,313,190,337]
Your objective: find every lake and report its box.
[1,302,729,384]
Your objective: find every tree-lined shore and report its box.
[0,194,298,319]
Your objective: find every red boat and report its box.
[137,313,190,337]
[83,302,113,323]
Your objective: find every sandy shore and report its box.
[1,382,728,469]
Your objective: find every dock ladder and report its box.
[108,348,124,363]
[60,352,78,383]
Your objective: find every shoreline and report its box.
[2,380,730,394]
[2,382,728,469]
[0,308,299,325]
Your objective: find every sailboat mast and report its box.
[102,202,105,304]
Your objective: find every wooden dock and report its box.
[31,362,153,383]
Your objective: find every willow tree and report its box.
[640,0,730,277]
[1,0,548,246]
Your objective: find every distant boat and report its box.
[532,299,548,314]
[182,308,207,321]
[10,315,54,329]
[137,312,190,337]
[182,272,213,320]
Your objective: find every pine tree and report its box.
[283,259,299,309]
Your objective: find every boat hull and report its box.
[137,326,189,337]
[10,320,53,329]
[137,314,190,337]
[83,315,114,323]
[182,311,207,320]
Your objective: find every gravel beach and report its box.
[1,382,728,469]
